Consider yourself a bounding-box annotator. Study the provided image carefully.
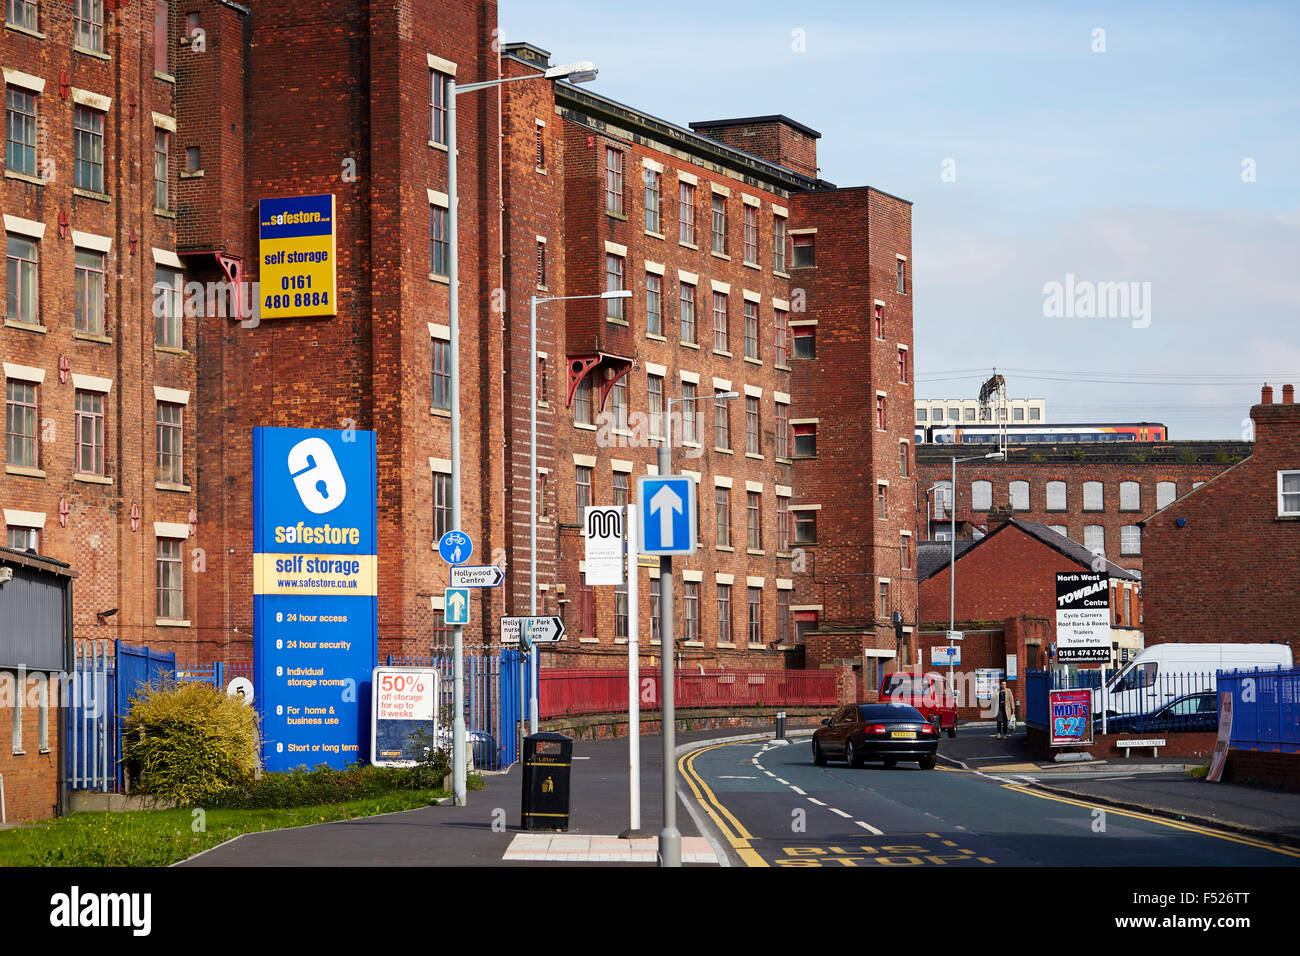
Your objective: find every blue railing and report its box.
[1219,666,1300,754]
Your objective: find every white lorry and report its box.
[1094,643,1293,719]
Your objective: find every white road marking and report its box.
[830,808,852,818]
[775,778,790,785]
[718,775,757,780]
[790,786,806,795]
[807,797,826,806]
[763,770,776,777]
[856,820,884,835]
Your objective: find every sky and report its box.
[500,0,1300,439]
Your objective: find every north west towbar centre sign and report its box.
[254,427,378,771]
[258,194,338,319]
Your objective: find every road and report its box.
[679,734,1300,868]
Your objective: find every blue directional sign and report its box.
[445,587,471,625]
[438,530,473,565]
[637,475,697,556]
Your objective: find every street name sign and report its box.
[450,564,504,588]
[500,616,565,645]
[946,630,964,642]
[636,475,697,556]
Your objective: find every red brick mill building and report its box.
[4,2,916,681]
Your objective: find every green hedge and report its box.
[121,680,261,803]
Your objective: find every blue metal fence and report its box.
[113,641,176,790]
[66,640,116,792]
[1219,666,1300,754]
[1027,667,1222,735]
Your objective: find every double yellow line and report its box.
[1003,784,1300,859]
[678,742,769,867]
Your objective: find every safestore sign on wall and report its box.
[258,194,338,318]
[253,427,378,771]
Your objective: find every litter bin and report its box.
[521,732,573,831]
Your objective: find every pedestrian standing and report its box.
[996,680,1016,739]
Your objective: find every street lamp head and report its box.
[718,391,740,399]
[985,452,1005,460]
[546,61,598,83]
[600,289,633,299]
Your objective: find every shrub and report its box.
[121,680,261,803]
[204,755,457,810]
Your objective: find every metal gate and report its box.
[386,651,513,770]
[66,640,116,792]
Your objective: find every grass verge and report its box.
[0,789,446,867]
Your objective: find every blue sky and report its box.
[500,0,1300,439]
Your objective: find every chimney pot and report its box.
[1285,384,1295,405]
[1262,385,1274,404]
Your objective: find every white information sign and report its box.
[584,506,625,585]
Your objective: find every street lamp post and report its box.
[446,61,597,807]
[527,290,629,737]
[658,389,738,867]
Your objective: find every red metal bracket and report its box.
[564,356,601,408]
[596,360,633,413]
[58,210,70,239]
[215,252,244,319]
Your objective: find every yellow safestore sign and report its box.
[258,194,338,319]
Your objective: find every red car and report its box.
[879,671,958,737]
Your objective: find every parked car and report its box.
[1094,643,1292,718]
[879,671,958,737]
[812,702,940,769]
[1096,691,1219,735]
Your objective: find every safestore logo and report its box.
[287,437,347,514]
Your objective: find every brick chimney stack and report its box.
[1262,384,1274,404]
[1284,384,1295,404]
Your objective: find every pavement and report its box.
[178,719,1300,865]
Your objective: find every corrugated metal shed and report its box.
[0,546,76,672]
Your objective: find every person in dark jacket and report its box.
[995,680,1016,739]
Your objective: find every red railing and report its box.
[539,668,838,718]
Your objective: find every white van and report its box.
[1095,643,1293,718]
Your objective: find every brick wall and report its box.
[1143,389,1300,659]
[788,187,915,668]
[0,672,61,821]
[1,0,197,654]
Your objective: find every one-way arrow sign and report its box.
[450,565,505,588]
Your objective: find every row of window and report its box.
[8,1,187,77]
[581,578,796,648]
[917,405,1042,423]
[5,83,192,201]
[5,377,185,483]
[5,232,184,346]
[935,478,1201,514]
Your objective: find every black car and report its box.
[812,702,940,769]
[1096,691,1219,735]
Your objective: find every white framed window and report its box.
[1009,480,1030,511]
[1279,471,1300,517]
[1084,524,1105,556]
[1083,481,1104,511]
[1120,480,1141,511]
[1120,525,1142,556]
[1048,524,1067,537]
[971,480,992,511]
[1046,480,1067,511]
[1157,480,1177,509]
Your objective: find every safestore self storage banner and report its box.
[254,427,378,771]
[258,194,338,318]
